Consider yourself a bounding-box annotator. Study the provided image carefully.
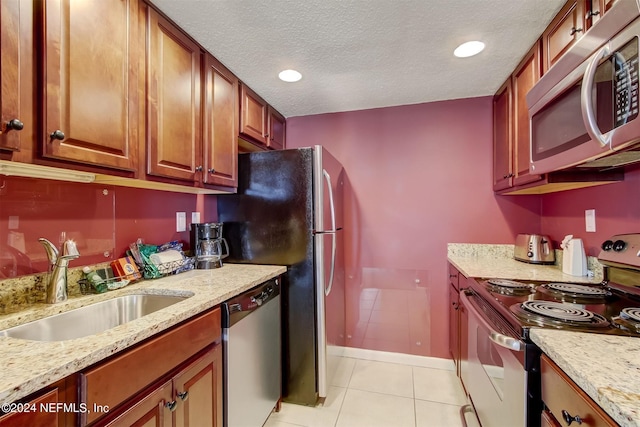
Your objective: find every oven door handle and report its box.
[460,291,525,352]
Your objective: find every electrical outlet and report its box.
[191,212,201,224]
[176,212,186,232]
[585,209,596,232]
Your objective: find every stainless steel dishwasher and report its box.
[222,278,281,427]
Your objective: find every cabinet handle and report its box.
[587,10,600,18]
[265,133,269,138]
[49,130,65,141]
[2,119,24,133]
[570,27,583,36]
[449,274,457,278]
[165,400,178,412]
[561,409,583,425]
[208,168,215,174]
[452,302,459,310]
[177,391,189,401]
[195,165,203,172]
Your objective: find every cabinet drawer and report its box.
[541,354,616,427]
[80,308,220,425]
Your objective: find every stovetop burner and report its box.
[485,279,535,296]
[620,307,640,322]
[510,300,611,329]
[537,282,612,303]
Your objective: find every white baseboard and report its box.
[333,346,455,371]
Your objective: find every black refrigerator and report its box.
[217,146,346,405]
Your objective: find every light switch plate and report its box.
[176,212,186,232]
[191,212,201,224]
[585,209,596,232]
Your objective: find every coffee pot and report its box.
[190,223,229,269]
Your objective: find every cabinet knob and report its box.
[570,27,583,36]
[165,400,177,412]
[208,168,215,174]
[265,133,269,138]
[49,130,65,141]
[195,165,203,172]
[177,391,189,401]
[2,119,24,133]
[561,409,583,425]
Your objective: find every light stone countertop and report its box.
[530,329,640,427]
[0,263,286,405]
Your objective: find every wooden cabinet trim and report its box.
[80,307,220,425]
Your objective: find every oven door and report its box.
[461,290,528,427]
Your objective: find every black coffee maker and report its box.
[190,222,229,269]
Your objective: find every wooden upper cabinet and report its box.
[512,42,542,187]
[542,0,586,72]
[203,55,238,187]
[239,84,269,145]
[493,79,512,191]
[146,8,201,183]
[41,0,139,171]
[267,107,286,150]
[0,0,23,152]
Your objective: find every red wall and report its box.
[287,97,542,358]
[541,167,640,257]
[0,176,218,278]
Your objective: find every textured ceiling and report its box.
[149,0,566,118]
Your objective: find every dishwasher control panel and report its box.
[222,278,280,327]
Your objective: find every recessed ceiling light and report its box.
[278,69,302,82]
[454,41,485,58]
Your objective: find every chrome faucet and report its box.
[39,238,80,303]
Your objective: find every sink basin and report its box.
[0,293,192,342]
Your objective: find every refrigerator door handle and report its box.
[323,169,337,296]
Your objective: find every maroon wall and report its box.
[0,176,218,278]
[541,167,640,257]
[287,97,542,358]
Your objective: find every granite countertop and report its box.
[531,329,640,427]
[0,263,286,405]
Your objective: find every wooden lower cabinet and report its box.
[0,388,59,427]
[100,346,222,427]
[541,354,617,427]
[99,381,173,427]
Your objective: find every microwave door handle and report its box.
[581,45,612,148]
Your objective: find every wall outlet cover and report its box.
[176,212,187,232]
[585,209,596,232]
[191,212,201,224]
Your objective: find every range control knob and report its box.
[601,240,614,251]
[527,251,534,258]
[613,240,626,252]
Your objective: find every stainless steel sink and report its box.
[0,293,192,341]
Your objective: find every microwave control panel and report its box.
[614,38,639,127]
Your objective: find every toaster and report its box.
[514,234,555,264]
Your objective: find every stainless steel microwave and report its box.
[527,0,640,175]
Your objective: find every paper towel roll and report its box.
[149,250,184,273]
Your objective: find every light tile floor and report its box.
[264,357,479,427]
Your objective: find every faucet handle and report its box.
[39,238,59,266]
[61,239,80,259]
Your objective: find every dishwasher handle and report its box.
[222,278,280,328]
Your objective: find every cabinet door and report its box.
[267,107,286,150]
[512,42,542,187]
[42,0,139,170]
[146,8,201,182]
[542,0,585,71]
[0,0,23,152]
[203,54,238,187]
[448,284,460,371]
[0,388,59,427]
[174,346,223,427]
[100,380,173,427]
[239,84,268,145]
[493,79,512,191]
